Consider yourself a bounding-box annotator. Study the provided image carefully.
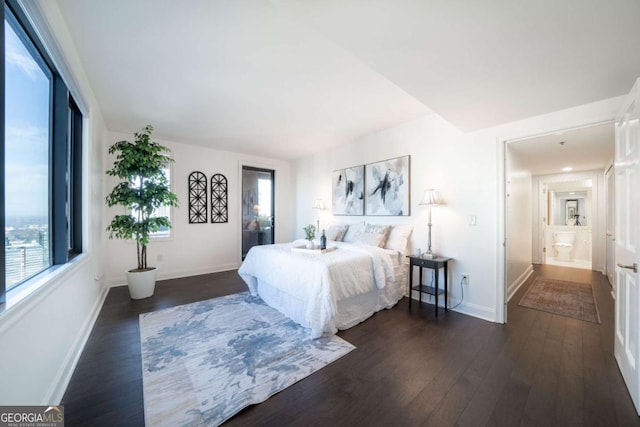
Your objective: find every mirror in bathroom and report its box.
[565,199,578,225]
[544,179,592,227]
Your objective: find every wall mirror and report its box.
[544,179,592,226]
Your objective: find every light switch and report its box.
[470,215,477,226]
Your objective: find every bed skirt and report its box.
[256,268,407,337]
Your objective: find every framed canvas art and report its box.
[332,165,364,215]
[365,155,410,216]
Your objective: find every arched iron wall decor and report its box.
[188,171,207,223]
[211,173,228,223]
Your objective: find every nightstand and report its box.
[407,256,452,316]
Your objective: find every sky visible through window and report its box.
[5,16,52,288]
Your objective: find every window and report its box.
[2,0,83,303]
[131,163,173,239]
[4,12,51,290]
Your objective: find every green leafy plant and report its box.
[106,125,179,271]
[303,224,316,241]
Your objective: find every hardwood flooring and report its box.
[62,265,640,426]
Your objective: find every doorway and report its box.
[540,179,593,270]
[241,166,275,259]
[502,122,615,322]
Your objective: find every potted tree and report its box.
[105,125,179,299]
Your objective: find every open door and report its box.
[614,77,640,415]
[241,166,275,260]
[606,165,615,287]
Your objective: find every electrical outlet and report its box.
[461,273,469,285]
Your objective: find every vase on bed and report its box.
[306,240,315,249]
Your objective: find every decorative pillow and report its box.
[342,222,366,243]
[385,224,414,254]
[325,224,349,241]
[349,224,392,248]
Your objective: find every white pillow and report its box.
[342,222,365,243]
[385,224,414,253]
[347,224,391,248]
[325,225,349,241]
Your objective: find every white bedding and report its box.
[238,240,406,337]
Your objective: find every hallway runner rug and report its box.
[139,292,355,426]
[518,277,601,323]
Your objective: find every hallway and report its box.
[505,264,636,425]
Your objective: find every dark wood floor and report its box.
[62,265,640,426]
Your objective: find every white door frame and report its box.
[497,120,615,324]
[605,163,615,287]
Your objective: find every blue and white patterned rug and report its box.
[139,292,355,426]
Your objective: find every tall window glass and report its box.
[4,14,52,290]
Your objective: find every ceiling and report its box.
[55,0,640,160]
[507,122,614,175]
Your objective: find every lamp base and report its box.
[422,251,435,259]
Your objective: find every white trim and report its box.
[45,284,109,404]
[500,120,615,145]
[452,300,496,322]
[536,179,546,265]
[496,137,506,323]
[105,263,241,288]
[409,293,496,323]
[507,264,534,302]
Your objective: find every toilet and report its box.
[553,231,576,261]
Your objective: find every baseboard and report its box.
[507,265,534,302]
[106,263,241,288]
[45,283,109,404]
[410,293,496,323]
[157,264,241,281]
[450,299,496,322]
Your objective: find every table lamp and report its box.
[312,199,326,232]
[419,189,441,259]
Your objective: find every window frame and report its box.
[1,2,5,304]
[2,0,83,301]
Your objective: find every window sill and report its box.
[121,236,175,244]
[0,253,90,330]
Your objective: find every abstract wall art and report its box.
[332,165,364,215]
[365,155,410,216]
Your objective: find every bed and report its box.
[238,223,412,337]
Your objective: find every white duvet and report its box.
[238,241,397,337]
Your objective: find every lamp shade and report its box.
[419,189,440,206]
[312,199,326,210]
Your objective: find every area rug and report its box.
[139,292,355,426]
[518,277,601,323]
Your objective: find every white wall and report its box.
[505,150,533,300]
[0,1,108,405]
[294,112,500,320]
[103,135,295,286]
